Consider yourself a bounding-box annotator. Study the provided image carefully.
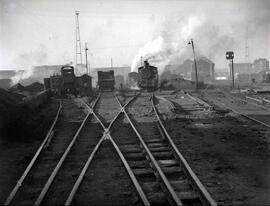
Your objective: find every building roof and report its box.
[196,56,214,64]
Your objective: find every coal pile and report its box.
[0,88,24,109]
[9,82,44,96]
[9,83,25,93]
[24,82,44,92]
[0,88,52,142]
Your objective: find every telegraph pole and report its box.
[85,43,89,74]
[188,39,198,90]
[75,11,82,70]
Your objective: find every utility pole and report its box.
[75,11,82,70]
[111,57,113,68]
[85,43,89,74]
[188,39,198,90]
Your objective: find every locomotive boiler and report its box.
[137,61,158,91]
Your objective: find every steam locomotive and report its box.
[137,61,158,91]
[97,70,115,91]
[44,65,92,96]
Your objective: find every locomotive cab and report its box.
[60,66,77,95]
[97,70,115,91]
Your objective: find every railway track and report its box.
[5,92,148,206]
[4,99,87,205]
[154,91,213,119]
[94,92,122,127]
[110,92,217,206]
[5,91,216,205]
[164,89,270,128]
[64,92,144,205]
[198,89,270,128]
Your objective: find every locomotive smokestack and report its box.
[144,60,149,68]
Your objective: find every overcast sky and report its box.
[0,0,270,71]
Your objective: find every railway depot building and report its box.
[164,59,193,79]
[229,58,270,84]
[253,58,269,73]
[191,57,215,83]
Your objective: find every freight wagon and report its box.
[97,70,115,91]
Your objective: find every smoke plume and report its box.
[131,0,270,74]
[11,44,48,85]
[131,15,203,73]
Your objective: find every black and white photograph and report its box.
[0,0,269,205]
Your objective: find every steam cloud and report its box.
[131,0,270,74]
[131,16,203,73]
[11,45,48,85]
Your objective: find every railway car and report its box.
[97,70,115,91]
[43,65,92,96]
[138,61,158,91]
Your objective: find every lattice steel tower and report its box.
[75,11,82,69]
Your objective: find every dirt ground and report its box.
[156,90,270,205]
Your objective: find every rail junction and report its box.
[4,91,218,206]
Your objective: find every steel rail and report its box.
[109,136,151,206]
[242,95,270,110]
[34,95,101,206]
[118,94,183,206]
[90,93,107,130]
[64,134,106,206]
[244,95,270,110]
[213,97,270,128]
[197,90,270,128]
[246,95,264,104]
[263,98,270,104]
[111,93,152,206]
[34,113,91,205]
[155,95,176,111]
[215,88,270,111]
[151,94,217,206]
[64,95,111,205]
[108,93,139,130]
[230,94,270,110]
[65,93,150,206]
[184,90,212,109]
[4,102,63,206]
